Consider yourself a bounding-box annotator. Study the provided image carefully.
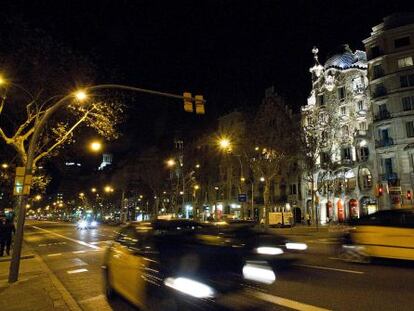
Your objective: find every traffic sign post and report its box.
[238,193,247,202]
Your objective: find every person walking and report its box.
[0,217,15,256]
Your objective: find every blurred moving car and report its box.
[340,209,414,262]
[102,219,303,310]
[76,219,98,230]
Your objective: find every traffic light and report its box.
[407,190,412,200]
[195,95,205,114]
[378,185,383,196]
[183,92,193,113]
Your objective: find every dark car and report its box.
[102,219,296,310]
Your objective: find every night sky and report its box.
[2,0,414,172]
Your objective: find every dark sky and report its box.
[6,0,414,114]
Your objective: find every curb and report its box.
[22,241,83,311]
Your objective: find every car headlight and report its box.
[91,221,97,227]
[78,220,87,228]
[256,246,284,255]
[285,242,308,250]
[164,277,215,298]
[242,262,276,284]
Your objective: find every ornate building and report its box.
[363,13,414,209]
[302,45,378,224]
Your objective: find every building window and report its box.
[398,56,413,68]
[358,101,364,111]
[342,125,349,137]
[342,147,351,160]
[406,121,414,137]
[340,106,347,115]
[338,87,345,100]
[358,147,369,161]
[400,74,414,88]
[318,94,325,106]
[373,63,384,79]
[394,36,410,48]
[360,121,367,131]
[402,96,414,111]
[383,158,394,175]
[352,76,364,93]
[371,46,381,58]
[289,184,297,195]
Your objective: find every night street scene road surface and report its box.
[1,1,414,310]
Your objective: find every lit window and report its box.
[398,56,413,68]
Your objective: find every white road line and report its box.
[79,294,106,304]
[47,253,62,257]
[73,250,86,254]
[67,268,88,274]
[294,263,364,274]
[31,226,101,250]
[253,291,331,311]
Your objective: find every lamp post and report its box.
[9,83,203,283]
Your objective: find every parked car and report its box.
[339,209,414,262]
[102,219,295,310]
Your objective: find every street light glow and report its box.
[194,185,200,190]
[104,185,114,193]
[90,141,102,152]
[218,137,231,151]
[0,75,6,86]
[260,177,265,182]
[35,195,42,201]
[1,163,8,169]
[74,89,88,101]
[166,158,176,167]
[91,188,97,193]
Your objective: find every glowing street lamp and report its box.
[90,141,102,152]
[194,185,200,190]
[1,163,8,169]
[35,195,42,201]
[166,158,176,167]
[260,177,265,182]
[74,89,88,101]
[218,137,232,151]
[104,185,114,193]
[91,188,97,193]
[0,75,6,86]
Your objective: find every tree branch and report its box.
[33,108,93,167]
[0,128,12,144]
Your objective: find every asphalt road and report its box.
[20,220,414,311]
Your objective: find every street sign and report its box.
[13,167,32,196]
[238,193,247,202]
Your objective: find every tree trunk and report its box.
[263,180,270,226]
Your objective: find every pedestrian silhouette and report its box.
[0,218,15,256]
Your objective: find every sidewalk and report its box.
[0,244,81,311]
[269,223,349,238]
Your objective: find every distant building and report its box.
[302,45,377,223]
[363,13,414,209]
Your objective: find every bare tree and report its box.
[300,102,341,225]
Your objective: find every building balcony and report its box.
[375,137,394,148]
[339,158,353,166]
[374,110,391,121]
[372,68,385,80]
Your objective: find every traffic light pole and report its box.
[9,84,206,283]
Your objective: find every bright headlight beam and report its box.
[164,277,215,298]
[285,242,308,250]
[256,247,284,255]
[242,263,276,284]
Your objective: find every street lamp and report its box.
[89,141,102,152]
[218,137,232,152]
[74,90,88,101]
[104,185,114,193]
[1,163,8,169]
[91,188,97,193]
[166,158,176,167]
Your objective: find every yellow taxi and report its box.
[341,209,414,262]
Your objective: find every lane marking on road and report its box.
[328,257,341,261]
[294,263,364,274]
[31,226,102,250]
[79,294,106,304]
[73,250,86,254]
[47,253,62,257]
[253,291,331,311]
[67,268,88,274]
